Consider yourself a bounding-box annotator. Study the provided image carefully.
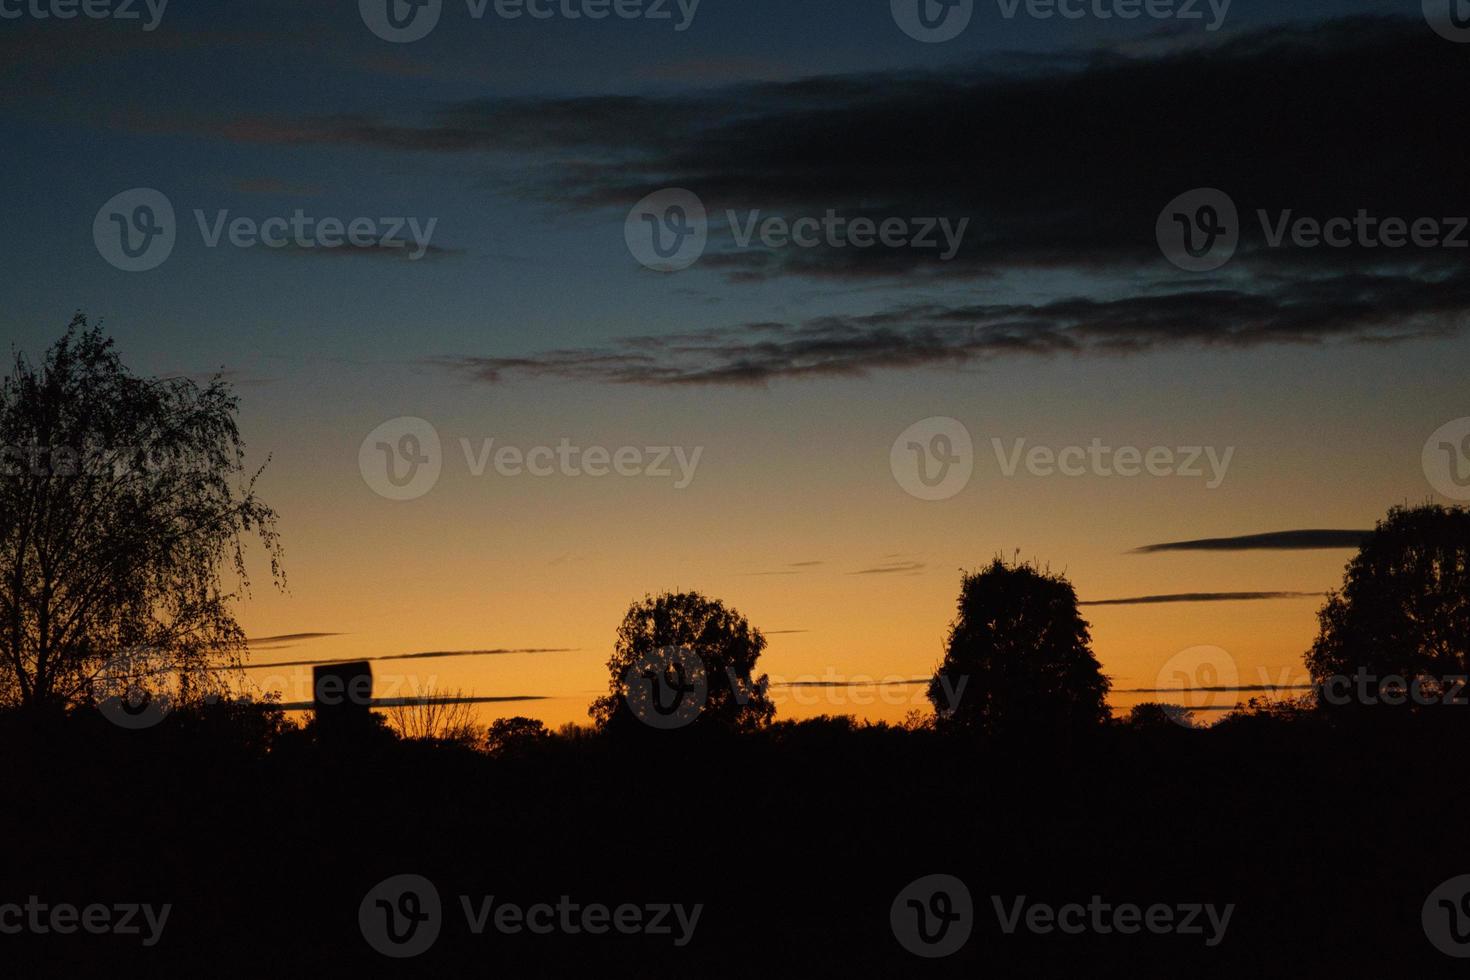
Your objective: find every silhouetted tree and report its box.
[386,689,480,745]
[928,558,1110,736]
[0,317,282,713]
[485,715,549,756]
[1305,503,1470,707]
[590,591,775,731]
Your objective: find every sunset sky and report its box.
[3,0,1466,727]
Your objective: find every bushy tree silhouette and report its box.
[927,558,1110,735]
[1305,503,1470,706]
[0,317,282,713]
[1126,702,1195,729]
[485,715,549,756]
[590,591,774,731]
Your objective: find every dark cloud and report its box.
[183,17,1467,279]
[1132,530,1371,553]
[430,264,1470,386]
[246,632,343,645]
[1080,591,1325,606]
[118,15,1470,387]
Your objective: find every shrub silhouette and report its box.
[1126,702,1195,729]
[1306,503,1470,708]
[927,558,1110,736]
[589,591,775,731]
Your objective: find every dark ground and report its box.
[2,705,1467,977]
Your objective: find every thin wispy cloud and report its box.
[242,648,576,670]
[738,560,827,576]
[851,561,926,575]
[268,243,464,261]
[272,694,549,710]
[1081,591,1326,606]
[246,632,344,645]
[771,678,928,688]
[231,177,322,197]
[1113,684,1314,693]
[1132,530,1370,554]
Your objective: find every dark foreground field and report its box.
[3,705,1468,978]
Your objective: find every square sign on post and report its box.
[313,661,373,738]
